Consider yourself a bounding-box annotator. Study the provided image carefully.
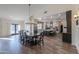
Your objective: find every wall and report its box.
[0,18,24,37]
[0,19,2,37]
[72,9,79,53]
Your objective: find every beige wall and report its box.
[0,18,24,37]
[0,19,2,37]
[71,7,79,53]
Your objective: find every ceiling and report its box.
[28,4,75,18]
[0,4,26,20]
[0,4,79,21]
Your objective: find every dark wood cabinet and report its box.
[62,33,71,43]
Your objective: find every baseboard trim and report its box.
[72,42,79,53]
[74,44,79,53]
[76,46,79,53]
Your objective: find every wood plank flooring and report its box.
[0,34,78,54]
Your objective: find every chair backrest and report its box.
[19,30,25,38]
[40,32,44,37]
[24,32,28,38]
[39,32,44,40]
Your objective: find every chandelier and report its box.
[28,4,31,18]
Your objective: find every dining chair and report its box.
[23,32,30,45]
[19,30,25,45]
[36,32,44,46]
[40,32,44,45]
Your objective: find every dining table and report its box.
[26,32,41,45]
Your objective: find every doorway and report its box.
[60,25,63,33]
[10,24,20,35]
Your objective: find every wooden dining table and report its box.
[26,33,41,45]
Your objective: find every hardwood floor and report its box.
[0,34,78,54]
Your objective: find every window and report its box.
[37,23,42,29]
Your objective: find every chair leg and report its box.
[37,40,41,48]
[25,40,29,45]
[42,39,44,46]
[22,39,24,45]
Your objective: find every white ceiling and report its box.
[29,4,75,18]
[0,4,26,20]
[0,4,79,21]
